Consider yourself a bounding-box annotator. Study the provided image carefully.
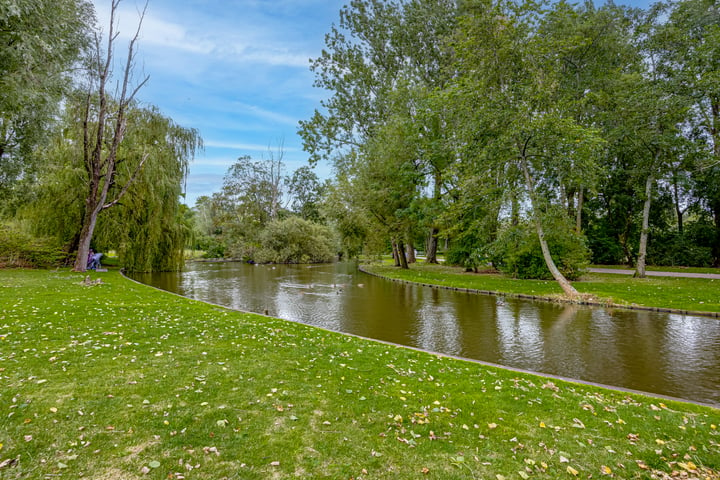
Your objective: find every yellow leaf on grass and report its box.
[488,423,498,429]
[539,421,546,428]
[567,466,579,476]
[601,465,612,475]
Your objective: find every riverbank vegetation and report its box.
[1,268,719,479]
[178,0,720,296]
[0,0,200,274]
[3,0,720,281]
[362,263,720,315]
[297,0,720,290]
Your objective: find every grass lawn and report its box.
[362,263,720,314]
[592,265,720,275]
[1,268,718,479]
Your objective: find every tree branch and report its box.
[102,152,149,210]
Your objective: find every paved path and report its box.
[588,267,720,280]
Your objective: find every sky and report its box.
[91,0,652,207]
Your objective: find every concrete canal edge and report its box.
[358,265,720,319]
[121,267,720,409]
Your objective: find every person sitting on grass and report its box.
[87,250,102,270]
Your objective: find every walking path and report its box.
[588,267,720,279]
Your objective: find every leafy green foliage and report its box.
[490,218,590,281]
[255,217,337,264]
[0,224,68,268]
[0,0,92,213]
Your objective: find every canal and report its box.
[131,261,720,406]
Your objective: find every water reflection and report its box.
[131,262,720,406]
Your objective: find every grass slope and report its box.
[0,269,718,479]
[363,264,720,314]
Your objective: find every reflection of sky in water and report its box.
[131,262,720,406]
[416,300,461,355]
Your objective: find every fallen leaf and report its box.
[148,461,161,469]
[567,466,579,476]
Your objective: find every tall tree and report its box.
[628,4,690,277]
[71,0,152,272]
[30,101,201,272]
[448,0,605,297]
[0,0,92,213]
[657,0,720,264]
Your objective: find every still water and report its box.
[131,261,720,406]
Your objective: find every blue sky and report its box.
[92,0,652,207]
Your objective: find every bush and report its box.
[254,217,337,264]
[647,229,713,267]
[490,218,589,281]
[0,224,69,268]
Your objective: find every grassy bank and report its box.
[1,269,718,479]
[362,263,720,314]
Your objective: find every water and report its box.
[131,261,720,406]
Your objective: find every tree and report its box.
[656,0,720,265]
[71,0,152,272]
[0,0,92,214]
[447,0,604,297]
[29,100,201,271]
[300,0,460,264]
[625,4,690,277]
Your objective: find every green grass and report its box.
[363,263,720,314]
[1,269,719,479]
[592,264,720,275]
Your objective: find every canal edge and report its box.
[357,265,720,319]
[122,268,720,409]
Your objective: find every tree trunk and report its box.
[392,241,400,267]
[713,204,720,267]
[575,187,584,233]
[397,240,409,269]
[635,173,654,278]
[671,173,683,235]
[425,227,439,264]
[521,157,579,298]
[406,240,416,264]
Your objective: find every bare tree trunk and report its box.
[671,173,684,235]
[406,240,416,264]
[425,227,439,264]
[72,0,150,272]
[397,240,409,269]
[635,173,654,278]
[520,157,579,299]
[392,241,400,267]
[575,187,584,233]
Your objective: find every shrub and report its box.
[490,217,589,281]
[0,224,69,268]
[254,217,337,264]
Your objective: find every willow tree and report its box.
[29,100,201,272]
[71,0,151,272]
[93,106,200,272]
